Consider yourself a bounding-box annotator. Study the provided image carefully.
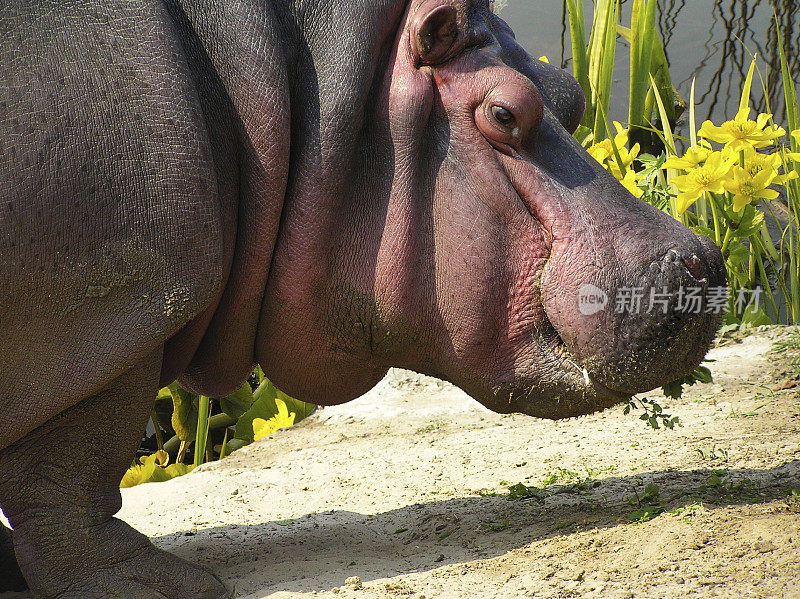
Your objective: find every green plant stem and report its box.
[177,440,188,464]
[758,221,792,324]
[628,0,657,130]
[565,0,590,119]
[762,195,789,241]
[792,232,800,324]
[164,412,236,456]
[776,14,800,323]
[219,428,230,460]
[751,237,780,322]
[688,81,709,227]
[194,396,211,467]
[720,225,734,256]
[708,194,723,247]
[590,0,618,143]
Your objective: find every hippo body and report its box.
[0,0,723,596]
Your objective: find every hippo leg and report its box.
[0,523,27,591]
[0,351,227,599]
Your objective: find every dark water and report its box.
[501,0,800,135]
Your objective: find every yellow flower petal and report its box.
[663,146,711,170]
[619,170,643,198]
[252,399,296,441]
[731,193,751,212]
[676,190,702,214]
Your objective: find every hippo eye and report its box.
[491,105,516,127]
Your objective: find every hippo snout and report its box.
[567,235,726,396]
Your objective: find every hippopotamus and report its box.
[0,0,724,595]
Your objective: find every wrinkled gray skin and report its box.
[0,0,724,596]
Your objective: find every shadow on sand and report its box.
[149,459,799,596]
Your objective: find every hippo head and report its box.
[257,0,725,418]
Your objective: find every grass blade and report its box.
[689,78,697,147]
[646,28,676,125]
[628,0,656,129]
[739,56,758,115]
[649,74,676,155]
[776,14,800,322]
[687,78,708,225]
[591,0,618,141]
[649,74,681,221]
[565,0,591,125]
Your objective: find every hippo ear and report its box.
[411,3,460,65]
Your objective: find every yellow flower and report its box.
[781,169,800,184]
[785,151,800,163]
[252,398,296,441]
[610,121,630,147]
[606,146,640,180]
[784,130,800,165]
[670,151,736,213]
[608,145,640,179]
[587,140,612,165]
[724,165,780,212]
[732,145,798,186]
[539,55,550,63]
[698,108,785,150]
[619,169,644,198]
[740,146,780,177]
[587,122,639,179]
[726,145,798,186]
[662,146,712,171]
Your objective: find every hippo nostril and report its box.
[681,255,706,281]
[660,249,706,282]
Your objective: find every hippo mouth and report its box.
[483,306,633,420]
[543,319,633,407]
[537,247,723,422]
[447,216,629,418]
